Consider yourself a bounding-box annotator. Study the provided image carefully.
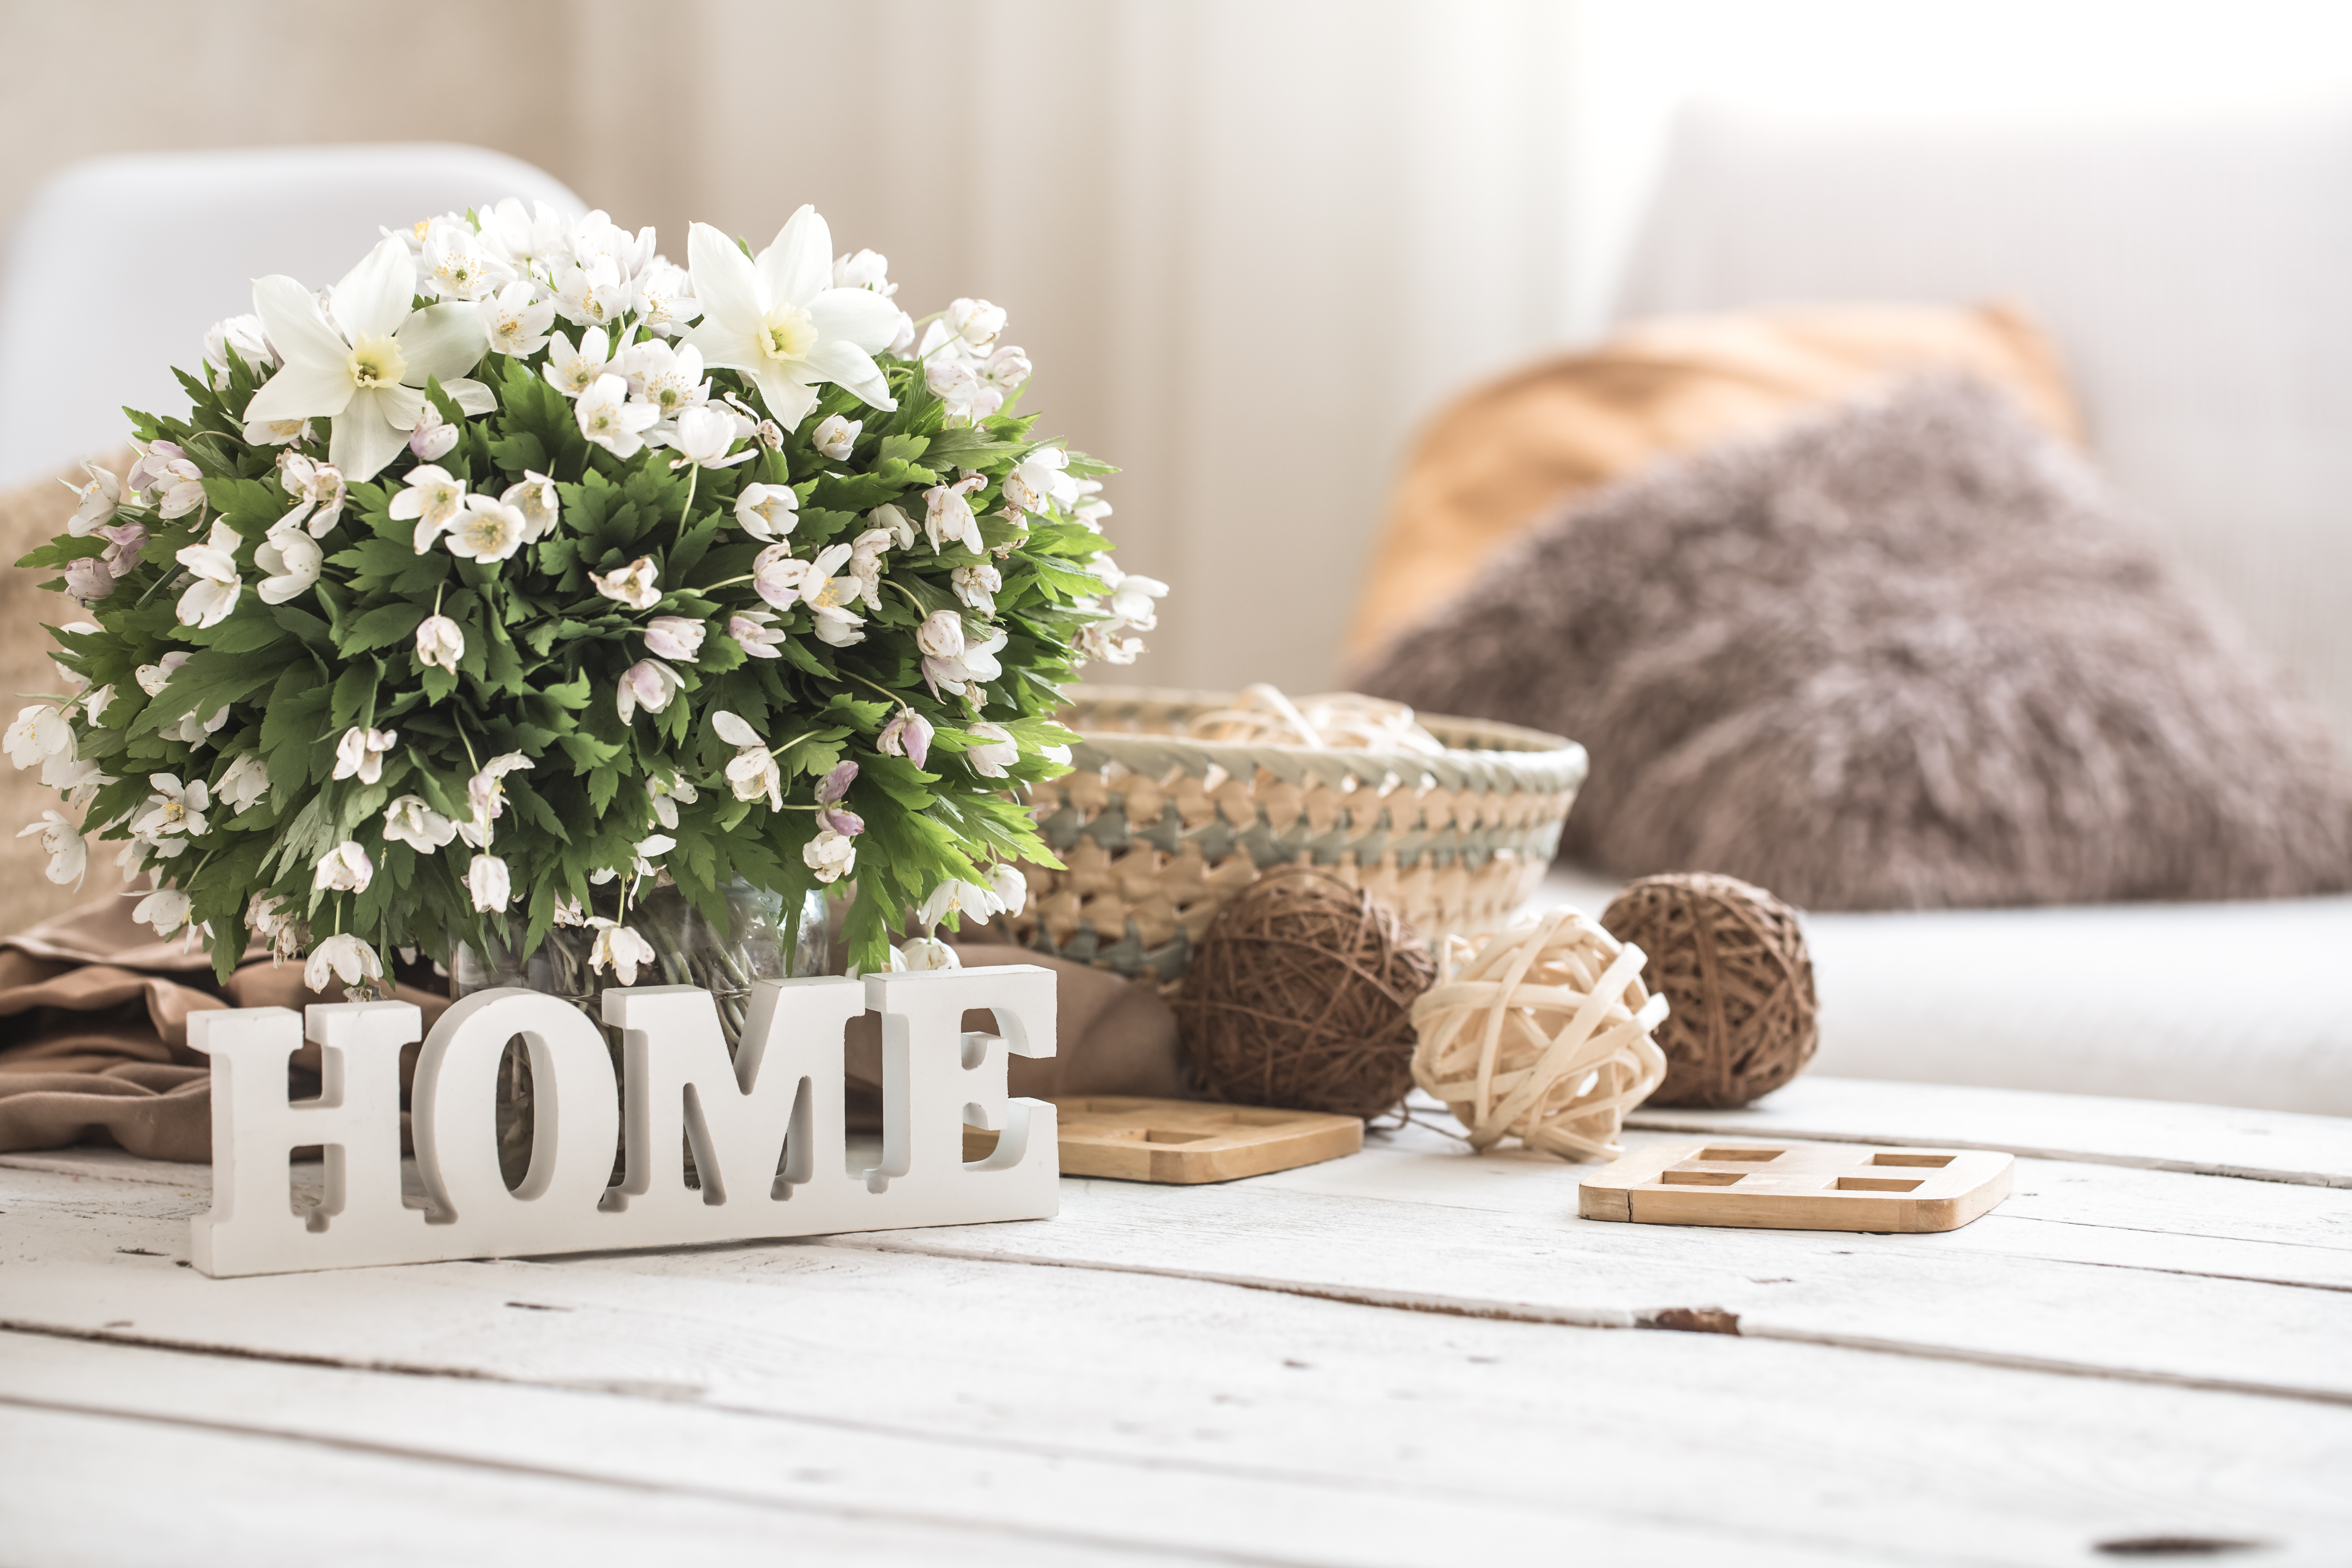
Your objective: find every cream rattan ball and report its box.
[1409,908,1669,1161]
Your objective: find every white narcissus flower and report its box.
[244,234,495,481]
[713,710,781,810]
[216,753,272,812]
[135,651,190,697]
[478,279,556,358]
[332,726,397,785]
[382,795,458,851]
[542,328,612,396]
[64,462,120,535]
[643,616,705,662]
[588,919,658,985]
[18,811,87,889]
[467,853,512,912]
[812,414,860,460]
[390,464,468,553]
[276,453,348,536]
[132,885,193,937]
[734,482,798,542]
[727,608,783,658]
[591,555,660,609]
[679,205,903,427]
[615,659,683,724]
[416,614,464,671]
[965,722,1020,778]
[313,839,374,894]
[916,609,966,659]
[988,863,1029,919]
[802,827,857,883]
[405,399,460,462]
[645,771,698,830]
[577,373,659,458]
[304,931,383,994]
[444,496,529,563]
[501,472,560,539]
[254,525,322,604]
[174,521,243,629]
[5,704,70,769]
[952,563,1001,616]
[661,404,754,470]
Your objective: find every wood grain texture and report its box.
[1578,1139,2014,1231]
[964,1096,1363,1183]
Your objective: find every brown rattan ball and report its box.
[1602,872,1818,1109]
[1173,867,1438,1118]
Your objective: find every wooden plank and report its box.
[1579,1139,2015,1232]
[976,1096,1365,1183]
[1624,1076,2352,1188]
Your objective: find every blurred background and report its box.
[8,0,2352,695]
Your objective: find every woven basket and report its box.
[1007,686,1586,989]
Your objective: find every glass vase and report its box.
[450,879,830,1188]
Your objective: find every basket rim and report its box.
[1058,684,1587,790]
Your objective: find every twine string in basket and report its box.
[1410,908,1669,1161]
[1182,682,1447,755]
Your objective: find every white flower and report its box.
[390,464,468,553]
[591,554,661,609]
[551,894,589,928]
[958,628,1008,687]
[245,415,313,447]
[247,893,290,939]
[916,609,966,659]
[479,196,570,275]
[900,936,961,971]
[462,752,533,845]
[130,772,208,842]
[802,827,857,883]
[416,614,465,671]
[630,833,675,879]
[1098,560,1169,632]
[734,482,799,542]
[877,707,932,768]
[542,328,613,396]
[501,472,560,539]
[924,352,996,426]
[5,704,70,769]
[405,399,460,462]
[216,753,272,812]
[643,616,706,662]
[422,216,510,302]
[615,658,683,724]
[844,527,893,611]
[812,612,864,649]
[304,931,382,994]
[916,877,1004,931]
[445,495,529,563]
[812,414,861,459]
[65,462,121,534]
[632,260,701,337]
[477,279,556,358]
[661,403,755,470]
[727,608,784,658]
[833,249,896,296]
[945,297,1008,350]
[922,477,986,554]
[82,685,114,726]
[621,337,711,422]
[870,502,916,549]
[42,751,103,799]
[952,562,1001,615]
[174,520,243,629]
[679,205,903,426]
[1076,624,1143,666]
[18,811,86,889]
[588,919,658,985]
[382,794,458,851]
[313,839,374,894]
[981,345,1032,392]
[132,886,193,938]
[254,525,322,604]
[203,312,277,385]
[331,726,397,785]
[244,234,494,481]
[988,862,1029,919]
[135,651,190,697]
[552,252,629,329]
[1003,447,1078,515]
[965,722,1020,778]
[646,771,698,830]
[713,709,783,810]
[114,836,149,886]
[276,454,348,536]
[467,853,512,913]
[576,373,659,457]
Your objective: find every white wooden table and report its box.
[2,1076,2348,1565]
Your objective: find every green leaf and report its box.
[342,601,429,655]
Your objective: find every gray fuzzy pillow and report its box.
[1352,377,2352,909]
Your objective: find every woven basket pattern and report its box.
[1010,687,1586,989]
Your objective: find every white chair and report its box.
[0,144,583,487]
[1588,101,2352,1115]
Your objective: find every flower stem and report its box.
[677,464,699,537]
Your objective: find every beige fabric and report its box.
[1347,304,2081,658]
[2,451,132,931]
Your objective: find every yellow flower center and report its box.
[808,576,852,610]
[159,801,186,829]
[349,333,407,390]
[760,305,817,362]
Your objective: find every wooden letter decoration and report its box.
[185,967,1060,1277]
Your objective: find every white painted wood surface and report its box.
[3,1075,2349,1564]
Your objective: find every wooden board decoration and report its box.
[966,1096,1364,1184]
[186,968,1060,1278]
[1579,1138,2012,1232]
